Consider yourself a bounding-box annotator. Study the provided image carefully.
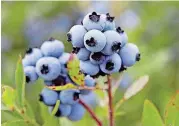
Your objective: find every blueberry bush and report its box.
[2,1,179,126]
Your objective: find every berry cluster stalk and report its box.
[79,99,102,126]
[107,75,114,126]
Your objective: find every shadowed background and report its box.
[2,1,179,126]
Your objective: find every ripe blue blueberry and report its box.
[119,43,140,67]
[73,47,90,61]
[39,88,58,106]
[90,52,106,65]
[44,80,52,86]
[83,12,106,31]
[80,60,99,76]
[101,13,115,31]
[41,38,64,58]
[116,27,128,47]
[100,53,122,74]
[84,29,106,52]
[80,75,96,95]
[80,92,97,107]
[59,52,70,74]
[102,30,122,55]
[24,66,38,83]
[59,89,80,105]
[36,57,61,81]
[67,25,87,47]
[22,48,43,67]
[68,103,85,121]
[49,104,72,117]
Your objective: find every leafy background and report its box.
[1,1,179,126]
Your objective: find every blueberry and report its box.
[102,30,122,55]
[59,53,70,74]
[41,38,64,58]
[80,60,99,76]
[39,88,58,106]
[59,52,70,65]
[119,43,140,67]
[49,104,72,117]
[80,92,97,107]
[116,27,128,47]
[84,30,106,52]
[24,66,38,83]
[59,89,80,105]
[22,48,43,67]
[44,80,53,86]
[68,103,85,121]
[36,57,61,81]
[83,12,106,31]
[90,52,106,64]
[73,47,90,61]
[101,13,115,31]
[80,75,96,95]
[67,25,87,47]
[100,53,122,74]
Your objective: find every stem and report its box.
[78,86,107,91]
[79,99,102,126]
[107,75,114,126]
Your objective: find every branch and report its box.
[107,75,114,126]
[79,99,102,126]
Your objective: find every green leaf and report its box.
[43,116,60,126]
[67,54,85,85]
[24,100,35,119]
[165,92,179,126]
[15,55,26,108]
[1,110,22,123]
[142,100,164,126]
[2,85,16,109]
[2,120,29,126]
[124,75,149,100]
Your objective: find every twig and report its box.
[77,85,108,91]
[107,75,114,126]
[79,99,102,126]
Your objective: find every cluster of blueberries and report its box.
[22,11,141,122]
[67,12,140,77]
[22,38,96,121]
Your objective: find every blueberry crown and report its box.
[26,48,33,54]
[106,13,115,22]
[41,64,49,74]
[86,37,96,47]
[72,47,80,54]
[25,76,30,83]
[73,92,80,101]
[91,52,104,61]
[136,53,141,61]
[39,94,43,101]
[48,37,55,41]
[111,42,121,52]
[116,27,124,33]
[106,61,114,71]
[89,11,100,22]
[67,33,72,42]
[119,65,127,72]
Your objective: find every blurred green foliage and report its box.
[1,1,179,126]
